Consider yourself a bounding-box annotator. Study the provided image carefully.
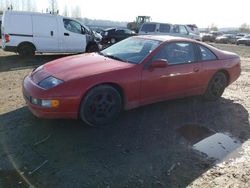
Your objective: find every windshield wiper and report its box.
[99,52,127,62]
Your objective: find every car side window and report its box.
[63,19,82,34]
[152,42,195,65]
[198,45,217,61]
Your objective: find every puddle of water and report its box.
[177,124,242,162]
[177,124,214,145]
[193,133,241,162]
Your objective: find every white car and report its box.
[1,11,99,56]
[139,22,201,41]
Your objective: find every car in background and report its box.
[139,22,201,40]
[23,35,241,126]
[202,31,223,42]
[2,11,99,56]
[236,33,246,40]
[236,35,250,46]
[215,34,236,44]
[101,28,136,44]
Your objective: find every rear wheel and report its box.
[203,72,227,101]
[18,44,35,57]
[80,85,122,126]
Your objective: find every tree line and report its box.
[0,0,82,18]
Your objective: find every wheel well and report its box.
[218,70,230,86]
[18,42,36,51]
[86,42,97,50]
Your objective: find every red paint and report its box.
[22,36,241,119]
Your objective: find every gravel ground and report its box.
[0,43,250,188]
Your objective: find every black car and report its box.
[237,35,250,46]
[101,28,136,44]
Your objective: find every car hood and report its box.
[42,53,134,81]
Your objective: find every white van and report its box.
[1,11,98,56]
[139,22,201,41]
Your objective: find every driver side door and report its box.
[61,18,87,53]
[140,42,202,105]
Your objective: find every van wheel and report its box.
[18,44,35,57]
[86,44,99,52]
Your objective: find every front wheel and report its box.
[203,72,227,101]
[80,85,122,126]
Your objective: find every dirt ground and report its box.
[0,43,250,188]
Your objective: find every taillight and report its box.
[4,34,10,43]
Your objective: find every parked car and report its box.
[101,28,135,44]
[1,11,99,56]
[23,35,241,126]
[215,34,236,44]
[139,22,201,40]
[236,33,246,40]
[202,31,223,42]
[236,35,250,46]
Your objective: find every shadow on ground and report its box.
[0,97,249,187]
[0,54,70,72]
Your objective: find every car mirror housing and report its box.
[150,59,168,68]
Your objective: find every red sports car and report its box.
[23,36,241,126]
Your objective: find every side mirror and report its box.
[149,59,168,69]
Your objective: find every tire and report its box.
[203,72,227,101]
[18,44,35,57]
[86,44,99,52]
[80,85,122,126]
[110,38,116,44]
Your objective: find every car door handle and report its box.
[193,67,199,72]
[64,33,70,36]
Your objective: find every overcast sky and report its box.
[36,0,250,28]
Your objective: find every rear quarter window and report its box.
[198,45,217,61]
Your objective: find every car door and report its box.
[32,15,59,52]
[140,42,202,105]
[61,18,87,53]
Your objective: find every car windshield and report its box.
[100,37,161,64]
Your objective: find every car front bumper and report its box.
[22,75,80,119]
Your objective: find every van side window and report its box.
[172,25,179,33]
[63,19,82,34]
[141,24,156,32]
[179,26,188,35]
[159,24,171,33]
[152,42,195,65]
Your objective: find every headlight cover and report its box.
[38,76,64,90]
